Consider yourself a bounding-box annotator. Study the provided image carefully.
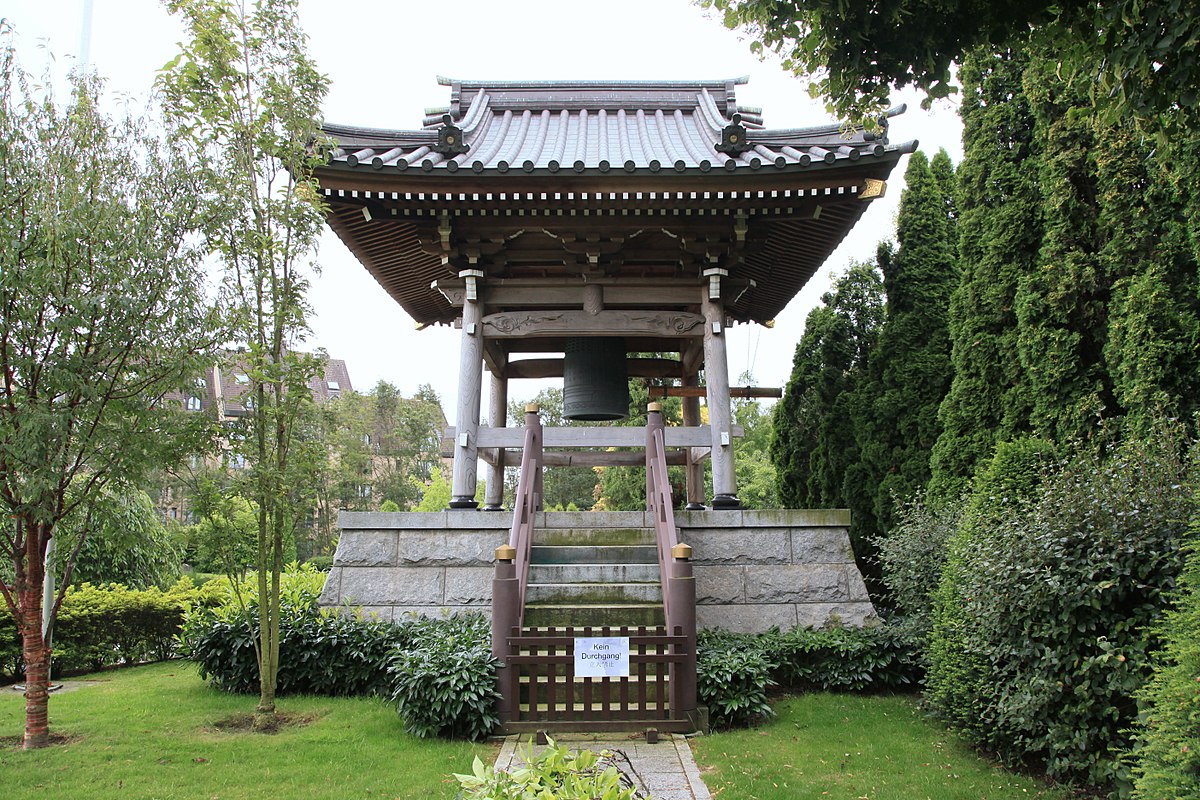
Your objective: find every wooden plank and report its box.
[482,309,705,339]
[649,385,783,399]
[450,424,744,449]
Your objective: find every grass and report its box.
[689,693,1077,800]
[0,662,492,799]
[3,667,1082,800]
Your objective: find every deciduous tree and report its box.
[0,37,219,748]
[159,0,328,729]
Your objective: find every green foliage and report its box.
[766,624,922,692]
[184,482,260,575]
[54,484,184,589]
[702,0,1200,131]
[697,630,776,728]
[387,614,499,740]
[927,47,1041,502]
[772,261,884,511]
[732,395,778,508]
[378,499,400,513]
[414,465,451,511]
[455,738,640,800]
[1130,531,1200,799]
[926,437,1058,740]
[161,0,331,720]
[180,564,406,697]
[0,578,216,679]
[928,430,1197,790]
[0,31,222,745]
[874,494,962,636]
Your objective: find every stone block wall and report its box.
[319,509,875,633]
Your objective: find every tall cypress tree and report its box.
[1015,59,1117,443]
[927,46,1041,503]
[852,150,958,539]
[1099,124,1200,432]
[772,261,884,518]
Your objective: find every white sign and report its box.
[574,636,630,678]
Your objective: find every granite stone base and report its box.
[319,509,875,632]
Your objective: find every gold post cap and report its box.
[495,544,516,561]
[671,542,693,560]
[524,403,540,414]
[647,402,663,413]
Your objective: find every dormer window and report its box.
[234,374,250,385]
[327,380,340,391]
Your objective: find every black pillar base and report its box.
[482,504,506,512]
[448,497,479,509]
[710,493,742,509]
[684,502,707,511]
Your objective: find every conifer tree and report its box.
[772,262,883,516]
[927,47,1041,503]
[852,150,958,539]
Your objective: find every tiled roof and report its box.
[323,77,912,178]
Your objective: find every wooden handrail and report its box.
[645,408,680,628]
[508,406,543,629]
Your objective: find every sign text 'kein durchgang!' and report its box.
[574,637,630,678]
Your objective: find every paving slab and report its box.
[494,732,711,800]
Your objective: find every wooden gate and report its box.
[499,625,695,734]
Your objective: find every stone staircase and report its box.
[523,525,665,629]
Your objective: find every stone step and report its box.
[524,604,666,628]
[530,544,658,565]
[528,563,660,584]
[526,582,663,604]
[533,527,656,547]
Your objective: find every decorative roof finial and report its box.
[434,114,469,156]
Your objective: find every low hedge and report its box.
[1,578,220,679]
[697,621,921,729]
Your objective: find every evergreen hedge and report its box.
[926,430,1197,790]
[1,578,220,679]
[1130,529,1200,798]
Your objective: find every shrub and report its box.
[928,429,1198,790]
[875,494,962,635]
[768,624,922,691]
[455,738,642,800]
[180,564,404,696]
[387,613,499,740]
[1,578,213,678]
[696,630,775,728]
[1131,533,1200,799]
[925,437,1058,740]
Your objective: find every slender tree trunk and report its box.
[19,521,51,749]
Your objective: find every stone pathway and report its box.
[494,732,712,800]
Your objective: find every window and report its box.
[327,380,340,391]
[234,373,250,385]
[186,395,201,411]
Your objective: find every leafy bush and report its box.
[387,613,499,740]
[180,564,404,696]
[1131,533,1200,799]
[1,578,214,678]
[455,738,642,799]
[767,623,922,691]
[697,630,776,728]
[875,494,962,635]
[925,437,1058,740]
[927,429,1197,790]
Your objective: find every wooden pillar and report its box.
[680,371,706,510]
[450,291,483,509]
[484,371,507,510]
[701,289,740,508]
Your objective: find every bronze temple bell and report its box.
[562,337,629,421]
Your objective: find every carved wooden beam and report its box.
[505,356,684,380]
[649,385,782,399]
[446,424,743,448]
[482,309,705,338]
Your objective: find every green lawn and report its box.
[1,662,490,799]
[690,693,1075,800]
[4,667,1077,800]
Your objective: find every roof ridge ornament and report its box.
[434,114,469,156]
[714,113,751,155]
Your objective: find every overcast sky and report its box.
[8,0,964,418]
